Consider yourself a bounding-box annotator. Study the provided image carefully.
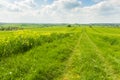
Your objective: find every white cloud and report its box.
[0,0,38,23]
[36,0,120,23]
[14,0,37,9]
[44,0,47,2]
[0,0,37,12]
[87,0,120,17]
[37,0,82,23]
[0,0,120,23]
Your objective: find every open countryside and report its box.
[0,24,120,80]
[0,0,120,80]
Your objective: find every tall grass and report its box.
[88,30,120,78]
[0,30,73,58]
[0,31,79,80]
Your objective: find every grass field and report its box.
[0,26,120,80]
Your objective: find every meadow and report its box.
[0,24,120,80]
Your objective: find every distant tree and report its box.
[0,26,23,31]
[89,25,92,28]
[67,25,72,27]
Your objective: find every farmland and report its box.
[0,24,120,80]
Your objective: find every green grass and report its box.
[0,31,14,39]
[0,26,120,80]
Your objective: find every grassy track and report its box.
[0,29,81,80]
[85,32,119,80]
[59,30,83,80]
[0,27,120,80]
[87,28,120,79]
[57,28,120,80]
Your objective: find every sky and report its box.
[0,0,120,23]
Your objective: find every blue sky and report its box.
[35,0,96,6]
[34,0,96,7]
[0,0,120,23]
[81,0,95,6]
[34,0,53,5]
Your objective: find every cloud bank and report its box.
[0,0,120,23]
